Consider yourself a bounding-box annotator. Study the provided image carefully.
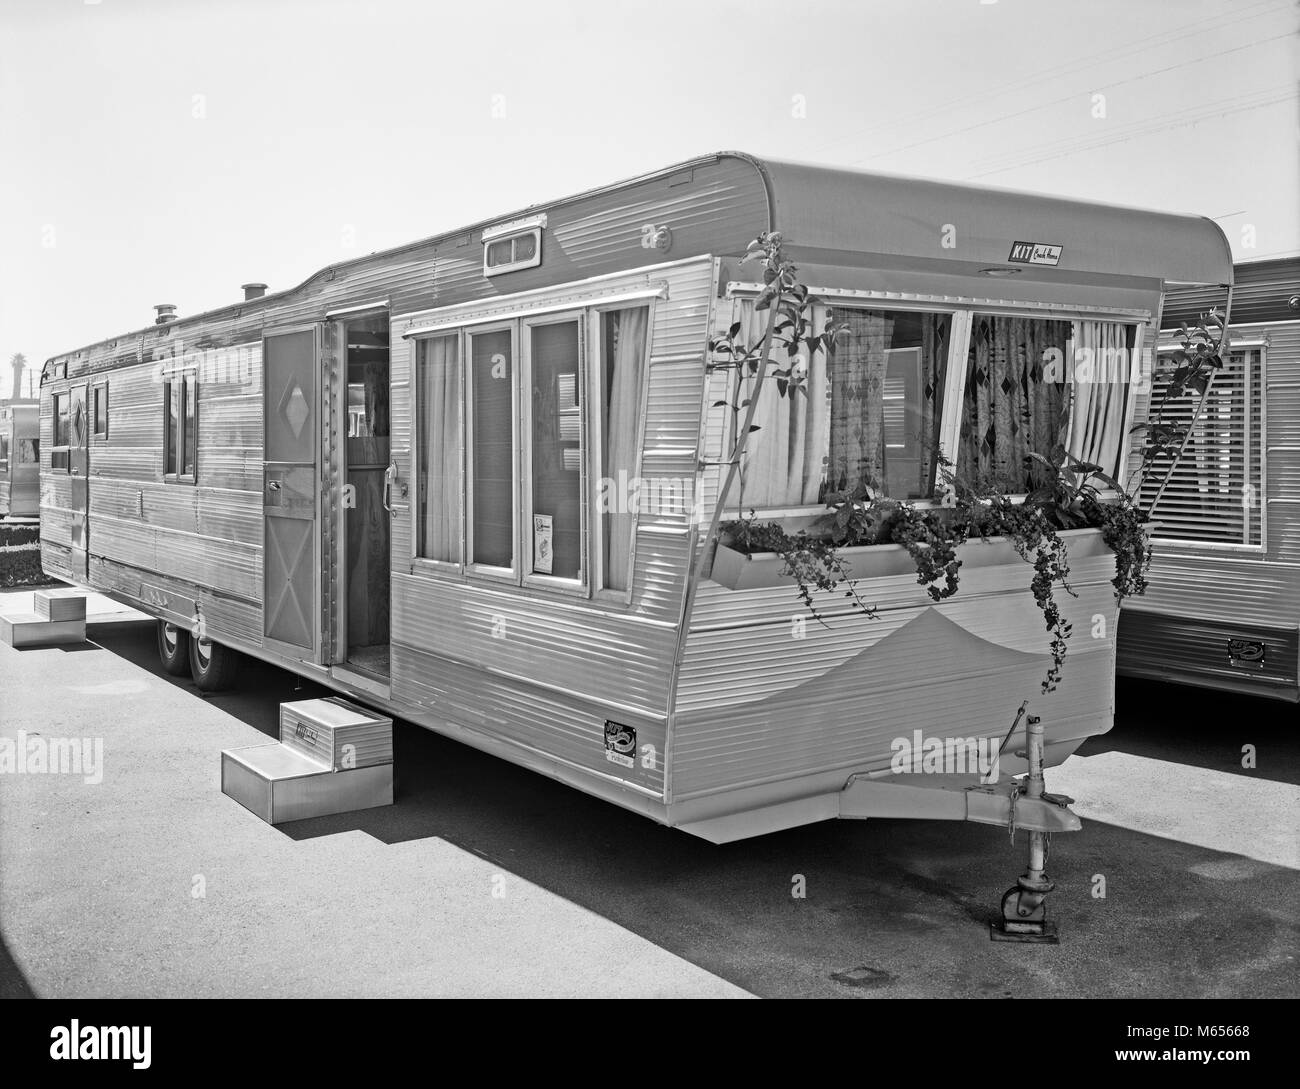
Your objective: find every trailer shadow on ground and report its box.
[85,620,1300,999]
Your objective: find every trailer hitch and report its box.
[989,711,1073,944]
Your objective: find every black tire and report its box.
[157,621,192,677]
[188,633,239,692]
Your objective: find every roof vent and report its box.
[242,282,268,301]
[154,304,178,324]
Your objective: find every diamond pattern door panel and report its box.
[263,330,318,655]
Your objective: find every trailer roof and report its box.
[751,154,1234,288]
[46,151,1234,373]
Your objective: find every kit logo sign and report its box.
[294,722,319,745]
[604,720,636,768]
[1228,638,1265,670]
[1008,241,1063,266]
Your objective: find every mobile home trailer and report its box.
[1118,256,1300,701]
[0,402,39,519]
[40,153,1231,843]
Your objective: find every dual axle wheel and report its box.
[155,620,239,691]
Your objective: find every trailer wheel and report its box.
[188,634,239,692]
[157,621,192,677]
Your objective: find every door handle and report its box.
[267,480,281,491]
[382,462,397,513]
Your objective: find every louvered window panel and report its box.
[1139,346,1262,545]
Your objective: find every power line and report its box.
[806,0,1292,160]
[963,86,1295,178]
[847,30,1294,167]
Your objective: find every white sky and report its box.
[1,0,1296,396]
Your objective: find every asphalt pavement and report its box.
[1,589,1296,998]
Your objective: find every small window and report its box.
[164,371,198,482]
[483,228,543,276]
[93,383,109,439]
[51,392,70,471]
[0,429,8,472]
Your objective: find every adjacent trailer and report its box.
[1119,256,1300,701]
[40,153,1232,842]
[0,402,39,519]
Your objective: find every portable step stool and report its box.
[0,588,87,648]
[221,697,394,825]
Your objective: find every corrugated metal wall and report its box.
[40,156,768,807]
[673,555,1120,801]
[389,258,718,796]
[1119,259,1300,696]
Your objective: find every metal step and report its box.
[221,741,393,826]
[34,589,87,623]
[0,609,87,648]
[279,697,393,771]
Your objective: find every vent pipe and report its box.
[242,282,267,301]
[154,304,177,325]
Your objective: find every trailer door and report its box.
[68,382,89,580]
[262,327,322,661]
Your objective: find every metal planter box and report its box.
[709,528,1116,592]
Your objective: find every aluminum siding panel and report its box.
[672,554,1120,799]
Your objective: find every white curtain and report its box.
[419,335,461,562]
[733,299,830,508]
[1066,321,1129,478]
[604,307,648,591]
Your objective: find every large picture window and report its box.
[735,303,950,507]
[412,301,652,597]
[732,303,1136,508]
[1139,345,1262,546]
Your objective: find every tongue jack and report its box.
[991,713,1071,944]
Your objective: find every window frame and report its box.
[50,390,71,472]
[1140,338,1266,554]
[589,300,654,603]
[483,228,543,276]
[163,368,198,485]
[464,321,520,581]
[412,330,466,575]
[407,294,657,604]
[722,289,1147,517]
[92,381,109,441]
[520,309,588,595]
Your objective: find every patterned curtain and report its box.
[957,315,1071,492]
[918,312,949,490]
